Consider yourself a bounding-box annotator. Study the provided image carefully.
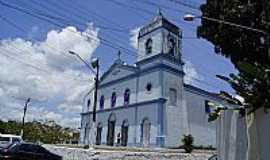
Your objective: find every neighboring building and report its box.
[80,11,232,148]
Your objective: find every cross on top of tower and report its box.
[114,50,122,64]
[118,50,121,60]
[157,8,163,17]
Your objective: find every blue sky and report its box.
[0,0,237,127]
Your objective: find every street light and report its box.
[183,14,270,58]
[68,51,99,148]
[68,51,96,74]
[183,14,196,21]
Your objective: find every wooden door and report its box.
[107,121,115,146]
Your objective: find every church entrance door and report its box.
[107,113,116,146]
[84,123,89,144]
[96,123,102,145]
[121,120,129,146]
[142,118,151,147]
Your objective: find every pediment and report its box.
[100,63,138,85]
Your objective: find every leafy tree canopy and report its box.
[0,120,76,144]
[198,0,270,111]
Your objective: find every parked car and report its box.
[0,134,22,150]
[0,143,62,160]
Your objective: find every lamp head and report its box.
[183,14,196,21]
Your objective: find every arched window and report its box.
[87,99,91,111]
[111,92,117,108]
[99,95,104,110]
[146,83,152,92]
[124,89,130,106]
[141,118,151,147]
[168,35,176,55]
[169,88,177,106]
[145,38,152,54]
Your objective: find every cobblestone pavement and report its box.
[45,145,216,160]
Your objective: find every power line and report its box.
[25,0,134,50]
[0,0,231,92]
[27,0,128,33]
[105,0,153,20]
[0,44,92,83]
[50,0,130,31]
[102,0,225,77]
[0,0,140,58]
[130,0,191,15]
[0,14,93,82]
[167,0,201,11]
[1,43,229,95]
[0,48,51,74]
[0,50,93,98]
[124,1,233,79]
[103,0,198,34]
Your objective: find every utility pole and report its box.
[21,98,31,138]
[92,59,99,123]
[68,51,99,148]
[90,58,99,147]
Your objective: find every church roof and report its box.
[139,9,180,38]
[184,84,223,101]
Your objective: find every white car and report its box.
[0,134,23,149]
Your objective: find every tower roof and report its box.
[138,9,180,38]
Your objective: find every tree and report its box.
[198,1,270,159]
[0,120,73,144]
[198,0,270,112]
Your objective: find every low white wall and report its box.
[216,110,247,160]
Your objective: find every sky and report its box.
[0,0,237,128]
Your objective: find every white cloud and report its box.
[183,60,203,85]
[129,27,141,49]
[0,24,99,128]
[58,103,82,113]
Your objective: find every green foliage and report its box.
[0,120,74,144]
[193,145,216,150]
[181,134,194,153]
[208,111,221,122]
[198,0,270,112]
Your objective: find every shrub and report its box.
[181,134,194,153]
[83,145,90,149]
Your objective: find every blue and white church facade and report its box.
[80,11,229,148]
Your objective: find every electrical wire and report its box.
[167,0,201,11]
[0,0,141,58]
[0,14,93,82]
[25,0,133,51]
[0,0,232,93]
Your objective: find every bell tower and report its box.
[137,10,182,62]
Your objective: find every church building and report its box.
[80,11,230,148]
